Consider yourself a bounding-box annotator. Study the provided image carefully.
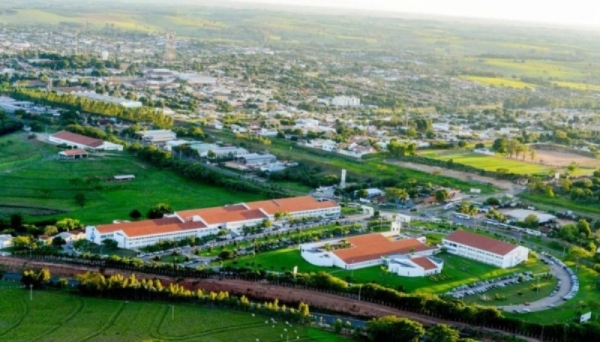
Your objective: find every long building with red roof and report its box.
[442,230,529,268]
[86,196,340,249]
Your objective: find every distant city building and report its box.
[331,96,360,107]
[238,153,277,166]
[63,91,142,108]
[135,130,177,144]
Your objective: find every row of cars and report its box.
[446,272,534,299]
[542,252,578,301]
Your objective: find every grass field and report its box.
[463,76,536,89]
[419,150,551,175]
[552,81,600,92]
[520,193,600,218]
[226,249,549,294]
[0,133,264,224]
[466,58,585,80]
[0,285,347,342]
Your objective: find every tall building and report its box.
[164,30,176,62]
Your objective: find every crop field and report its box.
[419,150,551,175]
[0,133,263,224]
[551,81,600,92]
[463,76,536,89]
[226,249,549,294]
[0,286,346,342]
[463,58,586,80]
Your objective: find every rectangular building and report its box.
[86,196,340,249]
[50,131,123,151]
[136,130,177,144]
[442,230,529,268]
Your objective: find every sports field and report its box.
[419,150,551,175]
[225,249,549,294]
[0,285,346,342]
[0,133,263,224]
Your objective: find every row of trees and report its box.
[132,145,290,198]
[8,88,174,128]
[366,316,468,342]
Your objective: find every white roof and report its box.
[505,209,556,223]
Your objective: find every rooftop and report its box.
[411,256,439,271]
[59,149,88,156]
[333,234,434,264]
[444,230,518,256]
[95,217,207,237]
[52,131,104,148]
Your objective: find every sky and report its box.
[233,0,600,28]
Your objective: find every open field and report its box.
[506,264,600,325]
[0,285,347,342]
[419,150,551,175]
[226,249,549,294]
[0,133,263,224]
[463,76,536,89]
[520,193,600,217]
[464,58,586,80]
[552,81,600,92]
[530,149,600,170]
[461,277,557,306]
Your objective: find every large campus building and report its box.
[442,230,529,268]
[50,131,123,151]
[300,232,443,277]
[85,196,340,249]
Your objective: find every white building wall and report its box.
[442,239,528,269]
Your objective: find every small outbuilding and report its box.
[113,174,136,182]
[505,209,557,224]
[59,149,88,159]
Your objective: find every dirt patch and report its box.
[529,150,600,169]
[385,160,525,195]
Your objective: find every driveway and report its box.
[500,255,574,313]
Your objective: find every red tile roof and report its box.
[60,149,88,156]
[246,196,338,215]
[333,234,434,264]
[52,131,104,148]
[444,230,517,256]
[95,217,207,237]
[178,206,268,225]
[411,256,438,271]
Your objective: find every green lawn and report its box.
[0,133,264,225]
[0,286,348,342]
[462,277,557,306]
[506,264,600,325]
[226,248,549,294]
[519,193,600,218]
[419,150,551,175]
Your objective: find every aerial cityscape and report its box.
[0,0,599,341]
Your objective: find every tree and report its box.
[44,225,59,236]
[356,189,369,199]
[148,203,172,219]
[457,140,467,148]
[491,138,508,153]
[435,189,450,203]
[484,197,500,206]
[577,219,592,238]
[219,250,234,260]
[366,316,424,342]
[385,187,408,203]
[427,324,460,342]
[10,213,23,230]
[74,193,86,207]
[12,236,32,250]
[523,214,539,229]
[529,149,537,161]
[129,209,142,221]
[52,236,67,247]
[334,318,343,334]
[102,239,118,249]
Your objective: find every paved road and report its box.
[500,257,573,313]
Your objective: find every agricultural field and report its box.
[0,285,347,342]
[225,249,549,295]
[419,150,552,175]
[462,76,536,89]
[0,133,264,224]
[551,81,600,92]
[462,58,587,80]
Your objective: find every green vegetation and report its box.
[226,250,549,294]
[507,264,600,325]
[0,284,346,341]
[0,133,263,224]
[462,276,557,306]
[552,81,600,92]
[463,76,536,89]
[419,150,551,175]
